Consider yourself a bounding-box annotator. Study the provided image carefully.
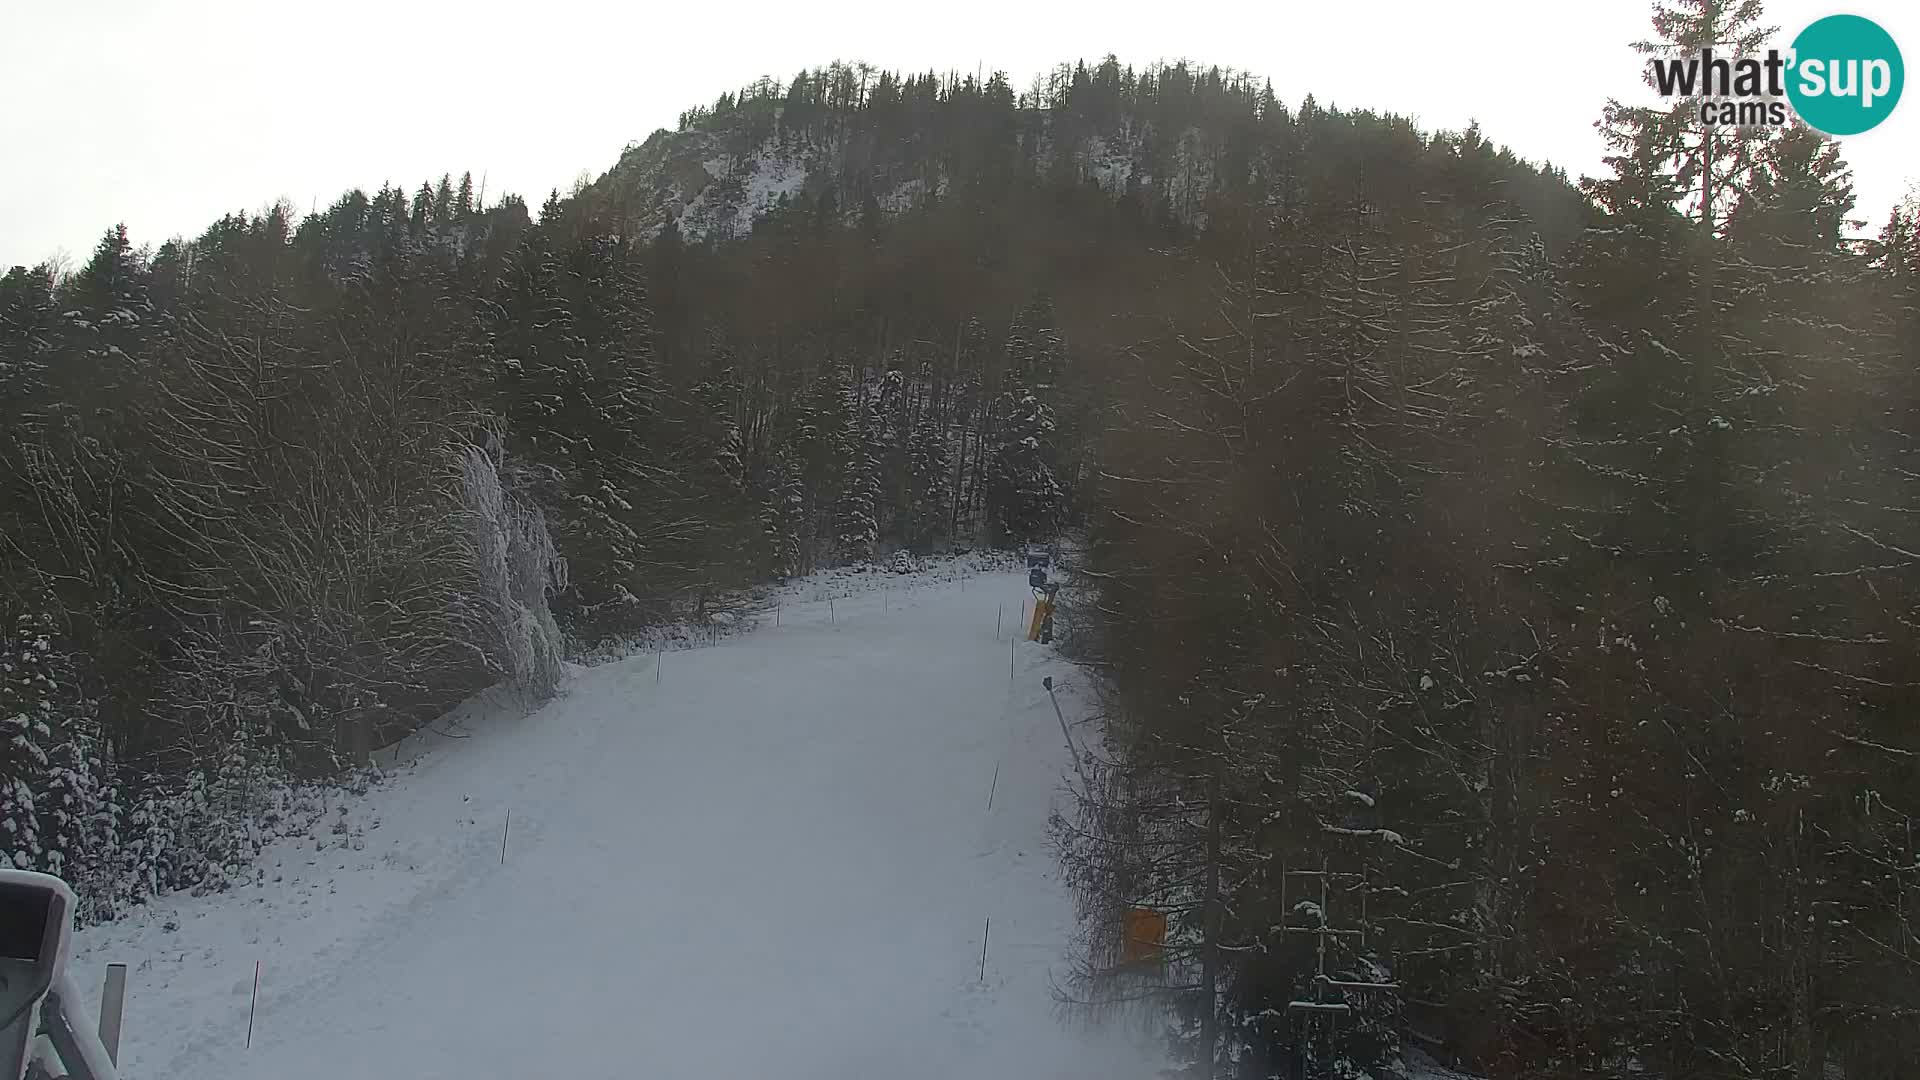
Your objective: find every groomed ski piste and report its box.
[63,558,1171,1079]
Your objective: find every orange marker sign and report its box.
[1122,907,1167,965]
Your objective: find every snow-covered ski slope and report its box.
[69,564,1166,1079]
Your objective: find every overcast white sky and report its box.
[2,0,1914,268]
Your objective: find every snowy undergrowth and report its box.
[566,548,1024,666]
[766,548,1024,604]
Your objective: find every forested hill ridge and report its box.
[5,16,1920,1080]
[583,58,1586,249]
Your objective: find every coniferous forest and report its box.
[4,3,1920,1076]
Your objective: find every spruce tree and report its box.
[0,264,56,432]
[0,608,55,870]
[792,365,852,571]
[833,370,881,562]
[983,380,1061,546]
[411,181,434,235]
[905,401,950,552]
[432,174,455,228]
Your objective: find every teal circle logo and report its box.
[1787,14,1903,135]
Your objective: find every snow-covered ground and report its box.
[67,562,1165,1079]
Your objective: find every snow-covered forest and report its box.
[5,0,1920,1074]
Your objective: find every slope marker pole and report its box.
[1044,677,1093,794]
[979,917,991,982]
[501,812,511,865]
[246,960,261,1048]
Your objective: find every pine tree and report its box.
[905,399,950,552]
[1725,122,1855,263]
[493,236,590,449]
[37,690,114,917]
[65,225,156,400]
[677,363,753,579]
[1604,0,1773,344]
[432,174,455,227]
[411,181,434,235]
[1006,294,1065,391]
[792,365,851,571]
[487,231,666,632]
[834,370,881,562]
[0,264,57,432]
[872,365,910,540]
[0,609,55,870]
[984,380,1062,546]
[756,446,806,578]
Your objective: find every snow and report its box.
[1082,135,1137,195]
[878,177,926,214]
[1321,825,1406,845]
[66,561,1164,1078]
[669,138,816,243]
[1387,1048,1486,1080]
[742,150,809,212]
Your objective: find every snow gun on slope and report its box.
[1,871,120,1080]
[1025,546,1059,644]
